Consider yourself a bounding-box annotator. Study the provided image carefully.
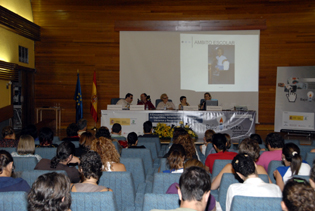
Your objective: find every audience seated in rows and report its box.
[127,132,145,148]
[72,150,112,192]
[274,143,311,191]
[62,123,80,142]
[163,144,185,173]
[0,150,30,192]
[205,133,237,174]
[166,159,216,211]
[28,172,71,211]
[11,135,42,162]
[37,127,58,147]
[0,126,18,147]
[75,131,95,157]
[152,166,211,211]
[34,141,80,183]
[226,153,282,211]
[281,177,315,211]
[200,129,215,156]
[211,138,270,190]
[77,118,87,137]
[156,93,176,110]
[90,137,126,172]
[256,132,284,171]
[139,121,158,137]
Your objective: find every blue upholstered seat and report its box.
[138,140,158,160]
[268,160,283,184]
[99,171,135,211]
[111,98,123,105]
[112,141,121,154]
[71,192,118,211]
[21,170,67,186]
[305,152,315,165]
[35,147,57,159]
[138,137,162,156]
[120,158,146,191]
[0,191,28,211]
[142,193,179,211]
[121,148,154,175]
[298,145,314,160]
[212,159,232,179]
[152,173,181,194]
[230,196,282,211]
[159,158,169,172]
[0,147,16,153]
[13,156,38,172]
[284,139,300,145]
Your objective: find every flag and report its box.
[74,73,83,123]
[90,71,98,122]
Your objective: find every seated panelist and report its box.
[200,92,212,110]
[156,93,175,110]
[116,93,133,109]
[137,93,155,110]
[178,96,190,110]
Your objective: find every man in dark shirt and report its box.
[139,121,158,138]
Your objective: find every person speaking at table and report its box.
[137,93,155,110]
[200,92,212,110]
[116,93,133,109]
[156,93,175,110]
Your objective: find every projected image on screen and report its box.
[208,45,235,84]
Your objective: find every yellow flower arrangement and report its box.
[153,121,198,139]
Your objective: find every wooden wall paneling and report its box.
[31,0,315,129]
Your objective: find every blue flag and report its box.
[74,73,83,123]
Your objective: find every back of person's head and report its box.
[212,133,227,152]
[66,123,79,137]
[224,133,231,149]
[79,131,95,149]
[179,166,211,201]
[173,127,188,141]
[95,126,111,139]
[38,127,54,146]
[20,124,38,140]
[143,121,153,133]
[0,150,14,174]
[184,159,204,169]
[167,144,186,170]
[232,153,256,178]
[283,143,302,175]
[79,151,102,181]
[2,126,15,139]
[250,133,263,144]
[17,135,35,155]
[239,138,260,161]
[265,132,284,149]
[174,134,196,159]
[28,172,71,211]
[50,141,75,168]
[112,123,122,133]
[125,93,133,99]
[282,178,315,211]
[77,119,87,130]
[204,129,215,142]
[127,132,138,146]
[90,137,120,170]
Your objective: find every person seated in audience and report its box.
[71,151,112,192]
[0,150,30,192]
[281,177,315,211]
[62,123,80,142]
[226,153,282,211]
[178,96,190,110]
[156,93,175,110]
[34,141,80,183]
[224,133,232,150]
[152,166,211,211]
[166,159,216,211]
[74,131,95,157]
[174,134,199,160]
[163,144,186,173]
[256,132,284,171]
[11,135,42,162]
[139,121,159,138]
[274,143,311,191]
[90,137,126,172]
[28,172,71,211]
[200,92,212,110]
[116,93,133,109]
[137,93,155,110]
[36,127,58,148]
[205,133,237,174]
[211,138,271,190]
[0,126,18,147]
[200,129,215,156]
[96,126,111,139]
[163,128,189,158]
[250,133,263,144]
[309,162,315,189]
[111,123,125,139]
[77,118,87,137]
[127,132,145,148]
[20,124,38,142]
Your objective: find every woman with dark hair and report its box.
[163,144,186,173]
[74,131,95,157]
[37,127,58,147]
[0,126,18,147]
[178,96,190,110]
[274,143,311,191]
[95,126,111,139]
[28,172,71,211]
[281,178,315,211]
[72,151,112,192]
[34,141,80,183]
[62,123,80,142]
[0,150,30,192]
[127,132,145,148]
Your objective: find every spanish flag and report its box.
[90,71,98,123]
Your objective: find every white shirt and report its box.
[156,101,175,110]
[226,177,282,211]
[116,99,131,109]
